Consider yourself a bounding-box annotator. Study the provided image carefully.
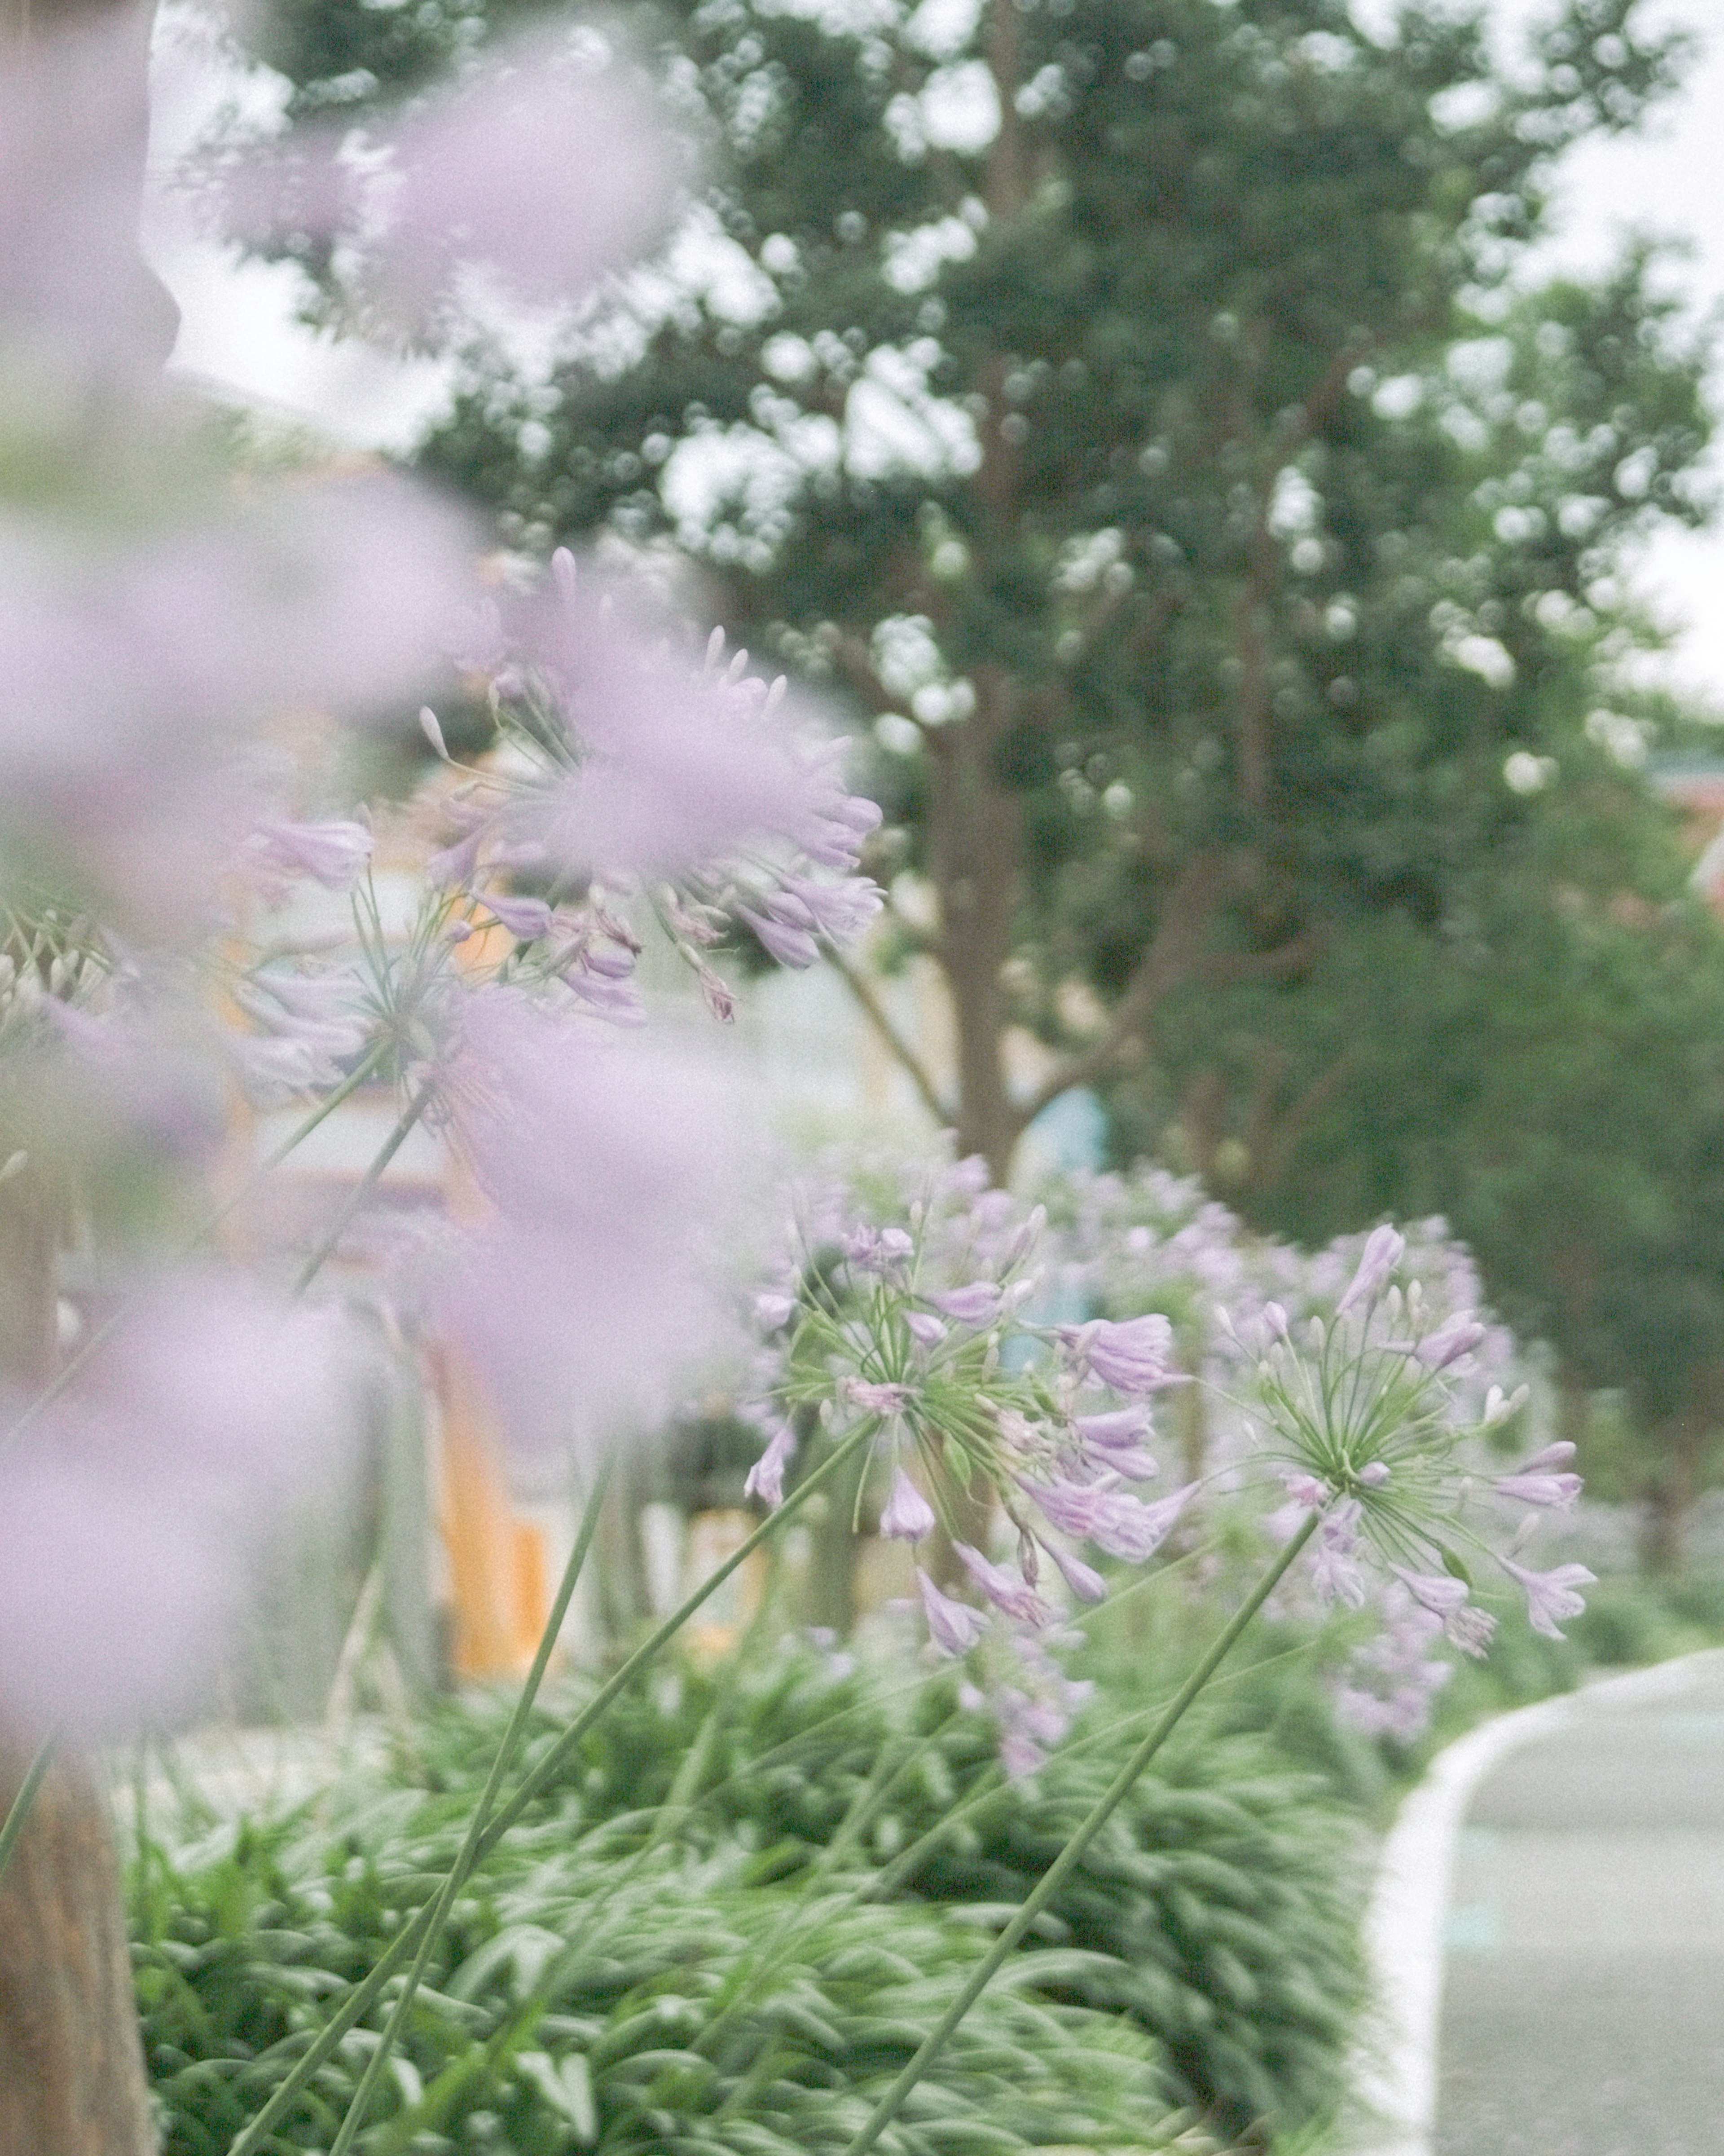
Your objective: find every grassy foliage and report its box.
[392,1636,1368,2148]
[133,1777,1207,2156]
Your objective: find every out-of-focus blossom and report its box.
[0,1279,355,1737]
[918,1568,988,1657]
[0,480,473,931]
[224,29,684,340]
[238,816,374,899]
[880,1465,936,1542]
[0,5,177,379]
[1336,1224,1405,1315]
[744,1422,797,1508]
[431,988,746,1459]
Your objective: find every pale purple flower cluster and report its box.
[1332,1585,1454,1747]
[0,14,891,1737]
[418,560,883,1020]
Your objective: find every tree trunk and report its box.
[0,1749,156,2156]
[1640,1412,1701,1577]
[932,671,1026,1185]
[0,1165,159,2152]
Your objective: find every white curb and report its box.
[1346,1647,1724,2156]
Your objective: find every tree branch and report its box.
[827,946,953,1129]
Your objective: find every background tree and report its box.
[318,0,1705,1181]
[243,0,1724,1543]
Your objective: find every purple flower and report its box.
[1492,1470,1582,1510]
[1336,1225,1405,1315]
[737,905,821,970]
[844,1378,912,1416]
[1026,1476,1192,1563]
[952,1544,1052,1627]
[0,10,178,378]
[880,1466,937,1542]
[1414,1313,1486,1369]
[1057,1313,1176,1394]
[1389,1565,1469,1617]
[928,1282,1001,1327]
[240,817,374,896]
[917,1569,989,1657]
[903,1309,948,1349]
[0,1279,355,1737]
[744,1424,797,1509]
[226,29,682,335]
[1501,1558,1596,1640]
[1043,1539,1108,1605]
[1281,1472,1329,1510]
[769,872,885,946]
[433,989,746,1459]
[1071,1406,1151,1449]
[1311,1542,1367,1610]
[1446,1604,1498,1658]
[484,892,557,942]
[1516,1440,1576,1472]
[754,1291,797,1332]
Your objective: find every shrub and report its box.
[400,1635,1368,2147]
[132,1772,1211,2156]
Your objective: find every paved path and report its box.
[1434,1655,1724,2156]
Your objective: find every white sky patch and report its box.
[661,209,782,327]
[1586,706,1650,765]
[756,0,901,37]
[883,214,978,293]
[906,0,984,62]
[844,344,980,481]
[1450,634,1517,689]
[1267,463,1322,538]
[1504,750,1556,793]
[920,59,1000,152]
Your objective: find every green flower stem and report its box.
[228,1423,871,2156]
[840,1509,1322,2156]
[0,1040,393,1459]
[292,1072,438,1296]
[0,1729,56,1888]
[323,1457,614,2156]
[476,1424,873,1837]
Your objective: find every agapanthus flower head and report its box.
[1228,1247,1561,1655]
[0,1277,357,1737]
[223,27,685,343]
[430,988,750,1459]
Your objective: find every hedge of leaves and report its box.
[132,1770,1212,2156]
[396,1637,1368,2146]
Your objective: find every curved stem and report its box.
[0,1729,56,1888]
[840,1510,1322,2156]
[323,1457,613,2156]
[291,1073,436,1296]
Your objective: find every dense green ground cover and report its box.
[131,1563,1724,2156]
